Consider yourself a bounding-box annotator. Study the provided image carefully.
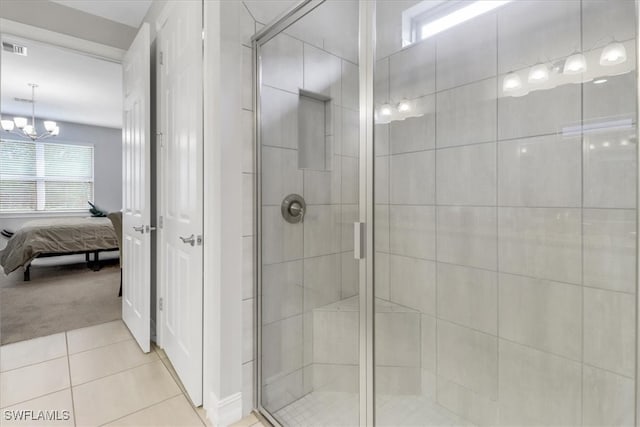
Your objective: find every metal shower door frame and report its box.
[251,1,377,425]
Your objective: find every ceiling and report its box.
[0,0,151,129]
[1,36,122,129]
[49,0,152,28]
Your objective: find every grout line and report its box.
[0,387,72,412]
[64,332,77,427]
[71,358,165,392]
[96,393,184,427]
[70,356,160,388]
[67,336,135,357]
[0,354,68,375]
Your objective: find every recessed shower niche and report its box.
[298,89,331,171]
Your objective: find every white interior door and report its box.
[157,1,204,406]
[122,23,151,353]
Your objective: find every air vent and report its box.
[14,97,33,103]
[2,42,27,56]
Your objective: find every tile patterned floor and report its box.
[274,391,470,427]
[0,320,265,427]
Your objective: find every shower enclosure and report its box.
[254,0,639,425]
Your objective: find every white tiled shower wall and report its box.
[374,0,637,425]
[256,0,361,412]
[243,0,639,425]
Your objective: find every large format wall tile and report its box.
[342,60,359,112]
[583,287,635,377]
[437,142,496,206]
[498,340,581,426]
[582,365,635,427]
[303,254,341,311]
[375,57,389,105]
[437,321,498,399]
[437,263,497,335]
[261,146,302,206]
[261,32,303,93]
[262,261,303,324]
[389,107,435,154]
[498,207,581,284]
[583,69,637,124]
[390,150,435,205]
[389,254,436,315]
[261,86,299,150]
[436,78,497,148]
[437,206,497,271]
[303,44,342,104]
[262,315,304,382]
[498,83,581,140]
[389,205,436,260]
[583,129,637,209]
[389,39,436,101]
[582,0,636,49]
[375,311,421,367]
[303,205,341,257]
[436,12,497,91]
[498,273,582,360]
[437,378,498,427]
[497,1,580,74]
[498,135,581,207]
[262,206,303,265]
[583,209,636,293]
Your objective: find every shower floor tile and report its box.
[274,391,472,427]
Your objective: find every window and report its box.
[0,139,94,213]
[401,0,511,47]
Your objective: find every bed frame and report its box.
[23,248,119,281]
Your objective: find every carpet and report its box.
[0,259,121,345]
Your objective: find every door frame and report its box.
[251,1,377,425]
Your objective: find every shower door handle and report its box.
[354,222,365,259]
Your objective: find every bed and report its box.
[0,217,119,281]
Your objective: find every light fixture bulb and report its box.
[528,64,549,83]
[593,78,607,84]
[13,117,28,129]
[397,99,412,113]
[44,120,57,132]
[23,125,35,137]
[600,42,627,66]
[380,104,393,116]
[563,53,587,74]
[503,72,522,92]
[51,126,60,136]
[1,120,15,131]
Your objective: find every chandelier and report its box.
[1,83,59,141]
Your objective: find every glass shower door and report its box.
[373,0,638,426]
[256,1,363,425]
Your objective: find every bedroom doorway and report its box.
[0,33,124,345]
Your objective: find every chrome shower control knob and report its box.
[281,194,306,224]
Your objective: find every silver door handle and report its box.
[146,225,157,232]
[180,234,196,246]
[133,225,144,233]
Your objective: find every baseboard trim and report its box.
[205,391,243,427]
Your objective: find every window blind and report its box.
[0,139,94,213]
